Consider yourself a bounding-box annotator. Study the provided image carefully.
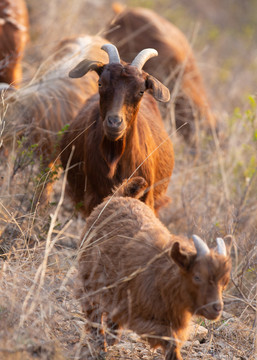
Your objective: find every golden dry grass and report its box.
[0,0,256,359]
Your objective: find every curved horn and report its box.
[101,44,120,64]
[131,48,158,70]
[0,82,16,92]
[192,235,210,257]
[216,237,227,256]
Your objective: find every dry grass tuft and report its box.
[0,0,256,359]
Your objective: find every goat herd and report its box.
[0,1,233,359]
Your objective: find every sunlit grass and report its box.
[0,0,256,359]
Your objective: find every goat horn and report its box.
[216,237,227,256]
[101,44,120,64]
[0,82,16,92]
[192,235,210,257]
[131,48,158,70]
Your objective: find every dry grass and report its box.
[0,0,256,359]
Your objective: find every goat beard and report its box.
[101,137,126,179]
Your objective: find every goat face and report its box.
[189,253,231,320]
[69,44,170,141]
[99,63,150,141]
[171,236,232,321]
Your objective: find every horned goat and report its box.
[61,44,174,216]
[77,177,232,360]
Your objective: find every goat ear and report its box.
[170,242,195,271]
[223,235,233,256]
[115,177,148,199]
[69,60,104,78]
[145,75,170,103]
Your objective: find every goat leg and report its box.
[101,312,119,349]
[165,344,183,360]
[82,304,106,354]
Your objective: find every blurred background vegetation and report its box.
[25,0,257,112]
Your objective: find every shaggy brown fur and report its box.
[77,177,232,360]
[105,6,216,140]
[0,0,29,87]
[61,49,174,216]
[2,35,109,167]
[1,35,109,205]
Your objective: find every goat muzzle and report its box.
[107,115,123,128]
[104,115,126,141]
[197,300,223,320]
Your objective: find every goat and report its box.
[76,177,232,360]
[1,35,109,204]
[0,0,29,87]
[105,6,215,140]
[61,44,174,216]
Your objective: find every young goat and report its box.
[77,177,232,360]
[105,6,215,140]
[61,44,174,216]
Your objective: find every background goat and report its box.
[77,177,232,360]
[61,44,174,216]
[105,6,215,140]
[1,35,109,204]
[0,0,29,87]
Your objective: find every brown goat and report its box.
[105,6,215,140]
[2,36,109,162]
[1,35,109,204]
[61,44,174,216]
[77,177,232,360]
[0,0,29,87]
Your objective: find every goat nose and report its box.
[107,115,123,128]
[213,302,222,313]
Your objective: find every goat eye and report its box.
[193,275,201,283]
[98,82,102,87]
[139,90,144,96]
